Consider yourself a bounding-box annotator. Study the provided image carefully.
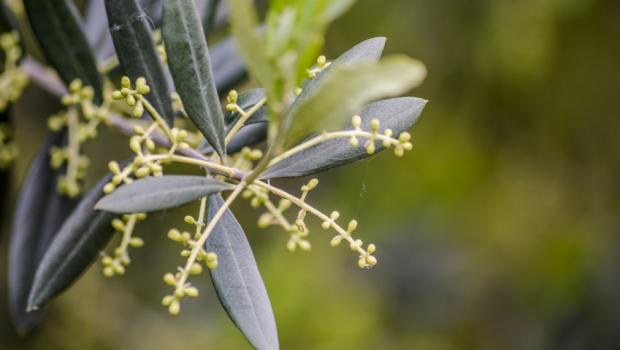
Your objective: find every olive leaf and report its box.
[227,0,273,95]
[8,132,77,335]
[163,0,227,157]
[27,172,118,310]
[106,0,175,126]
[284,55,427,147]
[95,175,231,213]
[294,37,386,107]
[265,0,356,87]
[24,0,103,104]
[207,194,279,350]
[262,97,426,179]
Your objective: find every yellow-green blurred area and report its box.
[2,0,620,349]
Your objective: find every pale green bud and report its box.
[163,273,177,286]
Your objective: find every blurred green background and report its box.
[2,0,620,349]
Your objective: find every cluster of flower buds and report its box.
[225,89,239,112]
[327,217,377,268]
[349,115,413,157]
[306,55,331,79]
[48,79,108,197]
[0,31,28,112]
[101,213,146,277]
[0,122,17,168]
[162,224,219,315]
[103,123,190,194]
[112,76,151,118]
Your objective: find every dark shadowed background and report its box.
[2,0,620,349]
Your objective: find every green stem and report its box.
[175,182,247,292]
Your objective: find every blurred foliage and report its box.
[2,0,620,349]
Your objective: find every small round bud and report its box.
[167,228,182,242]
[180,250,190,257]
[258,213,273,228]
[135,166,150,178]
[206,259,218,270]
[370,118,380,131]
[120,87,130,97]
[129,136,142,153]
[189,263,203,275]
[144,138,155,151]
[205,252,217,262]
[112,90,123,100]
[228,90,238,103]
[163,273,177,286]
[366,142,376,155]
[113,264,125,275]
[307,178,319,190]
[168,300,180,315]
[358,257,367,269]
[108,161,121,174]
[137,84,150,95]
[162,295,174,306]
[133,102,144,118]
[185,287,199,297]
[278,199,291,211]
[184,215,196,225]
[367,255,377,266]
[226,103,236,111]
[103,266,114,277]
[286,239,296,252]
[102,256,113,265]
[347,220,358,232]
[126,94,136,107]
[351,115,362,128]
[394,146,404,157]
[103,182,116,194]
[350,136,359,147]
[317,55,327,67]
[330,235,343,247]
[298,240,311,251]
[399,132,411,143]
[367,243,376,254]
[69,79,82,93]
[129,237,144,247]
[330,211,340,220]
[112,218,125,232]
[403,142,413,151]
[321,221,331,230]
[384,129,393,137]
[121,76,131,88]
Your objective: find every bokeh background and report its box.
[2,0,620,349]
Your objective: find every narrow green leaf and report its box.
[95,175,231,213]
[284,55,427,147]
[163,0,227,156]
[24,0,103,104]
[8,132,77,334]
[207,194,279,350]
[106,0,175,126]
[227,0,273,94]
[262,97,426,179]
[27,173,118,310]
[294,37,386,106]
